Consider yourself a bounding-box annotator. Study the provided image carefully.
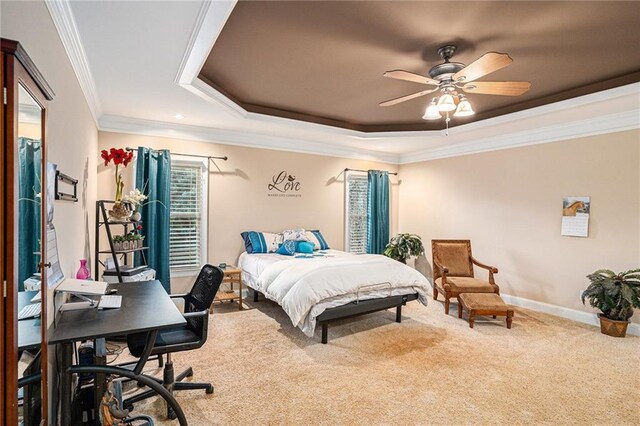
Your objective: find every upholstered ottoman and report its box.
[457,293,514,329]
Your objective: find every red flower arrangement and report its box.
[101,148,135,217]
[101,148,134,167]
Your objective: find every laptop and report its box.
[55,278,108,296]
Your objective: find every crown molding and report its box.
[175,0,237,85]
[98,115,401,164]
[399,109,640,164]
[45,0,102,124]
[19,103,42,124]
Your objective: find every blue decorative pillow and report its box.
[241,231,280,254]
[307,230,330,250]
[277,240,296,256]
[295,241,315,254]
[241,232,254,253]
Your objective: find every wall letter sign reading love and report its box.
[267,171,302,197]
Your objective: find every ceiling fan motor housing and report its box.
[429,45,465,81]
[428,62,465,81]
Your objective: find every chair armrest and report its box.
[183,310,209,319]
[471,257,498,284]
[170,293,189,300]
[184,309,210,344]
[471,257,498,273]
[432,258,449,275]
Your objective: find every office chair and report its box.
[124,264,223,419]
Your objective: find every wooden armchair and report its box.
[431,240,499,314]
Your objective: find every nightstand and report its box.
[213,265,243,310]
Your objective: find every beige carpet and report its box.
[120,297,640,425]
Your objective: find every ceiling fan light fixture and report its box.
[422,99,442,120]
[453,96,475,117]
[436,93,456,112]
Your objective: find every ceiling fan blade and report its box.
[379,88,438,107]
[453,52,513,83]
[383,70,440,86]
[462,81,531,96]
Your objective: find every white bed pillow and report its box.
[282,228,307,241]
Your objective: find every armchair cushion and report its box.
[435,277,496,293]
[433,242,473,277]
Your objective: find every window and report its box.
[344,172,368,254]
[169,157,207,273]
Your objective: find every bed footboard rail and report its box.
[317,293,419,344]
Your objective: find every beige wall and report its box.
[2,0,99,414]
[98,131,399,293]
[399,129,640,324]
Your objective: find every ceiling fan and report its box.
[380,45,531,123]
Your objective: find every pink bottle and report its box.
[76,259,91,279]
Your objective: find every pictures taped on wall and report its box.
[561,196,590,237]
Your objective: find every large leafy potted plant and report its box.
[581,269,640,338]
[383,233,424,264]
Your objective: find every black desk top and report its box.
[18,290,42,351]
[49,280,186,345]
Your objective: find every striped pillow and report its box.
[306,230,330,250]
[241,231,281,254]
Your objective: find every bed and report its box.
[238,249,431,343]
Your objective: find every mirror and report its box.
[17,83,43,426]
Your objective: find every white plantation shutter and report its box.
[345,172,368,254]
[169,162,204,270]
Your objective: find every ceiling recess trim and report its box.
[44,0,103,124]
[175,0,640,142]
[400,109,640,164]
[48,0,640,164]
[98,114,401,164]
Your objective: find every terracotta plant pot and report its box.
[598,314,629,338]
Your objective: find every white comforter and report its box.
[253,253,430,336]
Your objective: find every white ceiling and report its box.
[61,0,639,164]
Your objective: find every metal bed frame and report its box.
[252,285,419,344]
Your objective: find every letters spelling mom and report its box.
[267,171,302,197]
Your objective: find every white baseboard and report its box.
[500,293,640,337]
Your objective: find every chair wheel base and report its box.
[206,385,214,394]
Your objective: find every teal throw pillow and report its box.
[295,241,315,254]
[277,240,296,256]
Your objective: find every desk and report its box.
[49,280,188,425]
[18,291,41,351]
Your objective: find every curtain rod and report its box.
[344,167,398,176]
[125,147,228,161]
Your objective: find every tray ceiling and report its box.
[200,1,640,132]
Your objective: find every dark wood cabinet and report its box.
[2,38,54,426]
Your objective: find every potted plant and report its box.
[112,235,124,251]
[100,147,134,221]
[383,233,424,264]
[581,268,640,338]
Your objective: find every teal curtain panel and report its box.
[135,147,172,292]
[18,138,42,291]
[366,170,390,254]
